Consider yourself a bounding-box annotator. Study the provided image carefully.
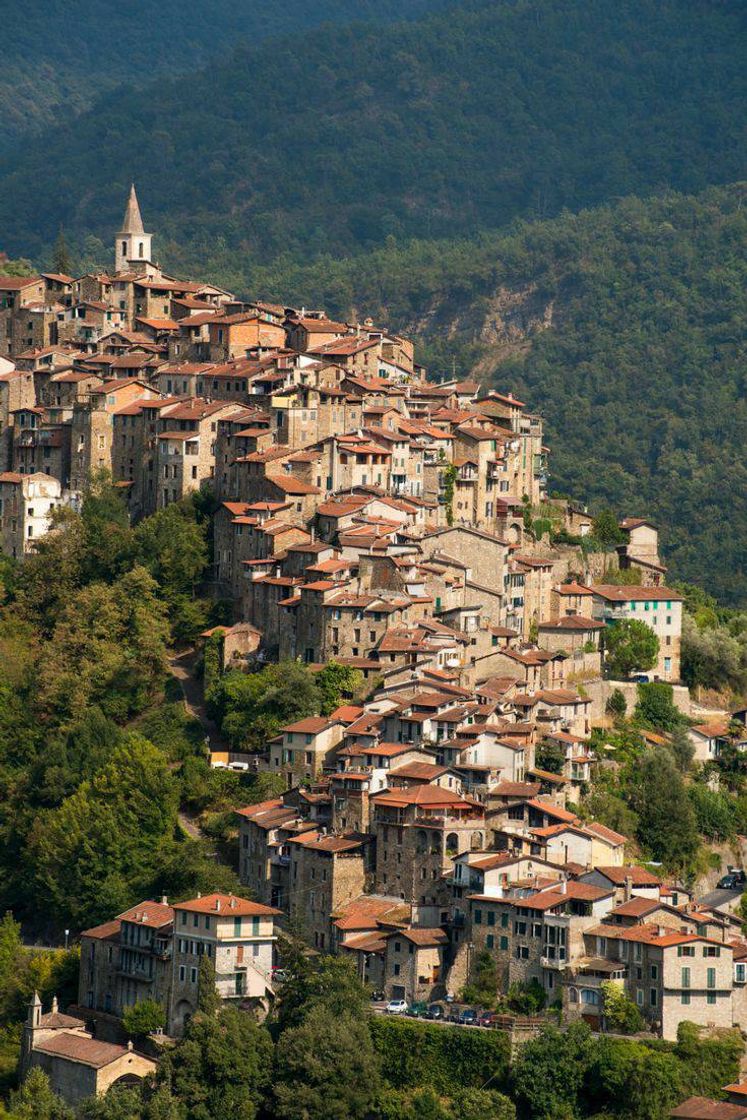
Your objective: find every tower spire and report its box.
[120,183,145,235]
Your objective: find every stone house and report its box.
[0,470,62,557]
[207,312,286,361]
[287,832,369,950]
[464,880,615,1001]
[568,926,735,1039]
[0,367,37,466]
[383,927,448,1002]
[169,893,280,1035]
[20,995,156,1107]
[79,899,174,1018]
[590,584,684,681]
[10,407,71,484]
[70,379,158,493]
[267,716,346,782]
[369,785,485,919]
[154,398,241,509]
[237,797,315,910]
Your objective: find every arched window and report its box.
[416,830,428,854]
[121,241,127,256]
[471,831,483,851]
[568,987,578,1003]
[138,242,144,257]
[446,832,458,855]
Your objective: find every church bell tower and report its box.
[115,183,153,274]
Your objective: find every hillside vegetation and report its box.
[237,186,747,605]
[0,0,445,154]
[0,0,744,259]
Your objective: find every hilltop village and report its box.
[5,189,747,1116]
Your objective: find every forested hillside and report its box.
[0,0,744,260]
[0,0,445,154]
[236,186,747,605]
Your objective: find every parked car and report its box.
[385,999,407,1014]
[426,1003,445,1020]
[228,761,250,771]
[718,871,745,890]
[271,968,288,984]
[406,1001,428,1018]
[458,1007,478,1025]
[370,989,385,1002]
[479,1011,497,1028]
[630,674,650,683]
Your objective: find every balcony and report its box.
[540,952,568,970]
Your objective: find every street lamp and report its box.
[64,929,69,951]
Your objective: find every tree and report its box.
[315,662,364,714]
[160,1005,273,1120]
[29,736,178,929]
[634,682,683,733]
[592,509,624,547]
[600,981,643,1033]
[511,1021,595,1120]
[196,955,219,1017]
[535,737,567,775]
[273,1006,382,1120]
[121,998,165,1038]
[606,689,627,722]
[506,978,546,1014]
[5,1069,73,1119]
[462,950,498,1007]
[450,1089,515,1120]
[604,620,659,678]
[276,949,368,1031]
[51,228,73,275]
[668,723,695,773]
[629,750,699,872]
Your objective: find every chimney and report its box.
[624,874,633,902]
[51,995,58,1015]
[215,899,221,911]
[161,895,168,905]
[230,897,237,909]
[127,1040,133,1052]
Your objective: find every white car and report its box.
[385,999,407,1014]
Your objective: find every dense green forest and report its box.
[0,0,744,260]
[224,186,746,605]
[0,0,446,155]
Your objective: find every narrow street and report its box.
[168,647,224,754]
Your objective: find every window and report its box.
[678,946,695,957]
[681,967,690,989]
[707,992,717,1005]
[190,967,198,983]
[650,988,657,1007]
[500,936,508,951]
[681,991,690,1005]
[501,912,509,928]
[707,967,716,989]
[487,911,496,927]
[474,910,482,925]
[736,964,746,983]
[703,946,721,958]
[233,917,242,936]
[179,966,186,981]
[393,963,400,977]
[650,964,658,980]
[636,989,643,1006]
[486,935,494,949]
[515,946,529,960]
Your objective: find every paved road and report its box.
[699,887,742,912]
